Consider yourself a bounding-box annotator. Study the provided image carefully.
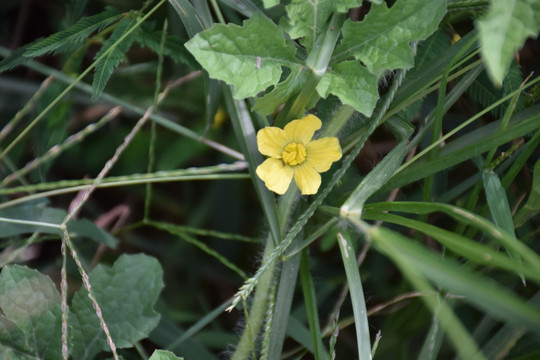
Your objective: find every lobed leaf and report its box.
[316,60,379,116]
[332,0,447,74]
[69,254,163,359]
[185,13,301,99]
[285,0,334,51]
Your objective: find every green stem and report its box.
[209,0,226,24]
[231,238,276,360]
[274,13,345,128]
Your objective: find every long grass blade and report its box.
[361,211,540,284]
[337,232,371,360]
[363,201,540,271]
[299,250,328,360]
[482,170,524,282]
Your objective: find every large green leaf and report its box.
[332,0,447,74]
[185,13,301,99]
[316,60,378,116]
[0,266,62,360]
[69,254,163,359]
[477,0,540,86]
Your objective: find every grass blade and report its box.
[299,250,328,360]
[341,137,409,215]
[361,211,540,284]
[363,201,540,271]
[482,170,524,282]
[336,232,371,360]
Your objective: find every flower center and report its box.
[282,142,307,166]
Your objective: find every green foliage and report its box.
[149,350,184,360]
[467,61,525,118]
[285,0,335,51]
[316,60,378,116]
[24,7,121,57]
[91,16,138,100]
[1,0,540,359]
[0,254,162,360]
[135,29,199,69]
[186,13,300,99]
[478,0,540,85]
[187,0,446,117]
[333,0,447,72]
[0,45,32,73]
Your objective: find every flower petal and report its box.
[256,158,294,195]
[284,114,322,145]
[257,126,289,158]
[306,137,342,172]
[293,164,321,195]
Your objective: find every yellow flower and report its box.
[256,114,342,195]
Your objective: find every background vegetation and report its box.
[0,0,539,359]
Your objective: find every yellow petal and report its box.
[256,158,294,195]
[293,164,321,195]
[306,137,342,172]
[257,126,289,158]
[284,114,322,145]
